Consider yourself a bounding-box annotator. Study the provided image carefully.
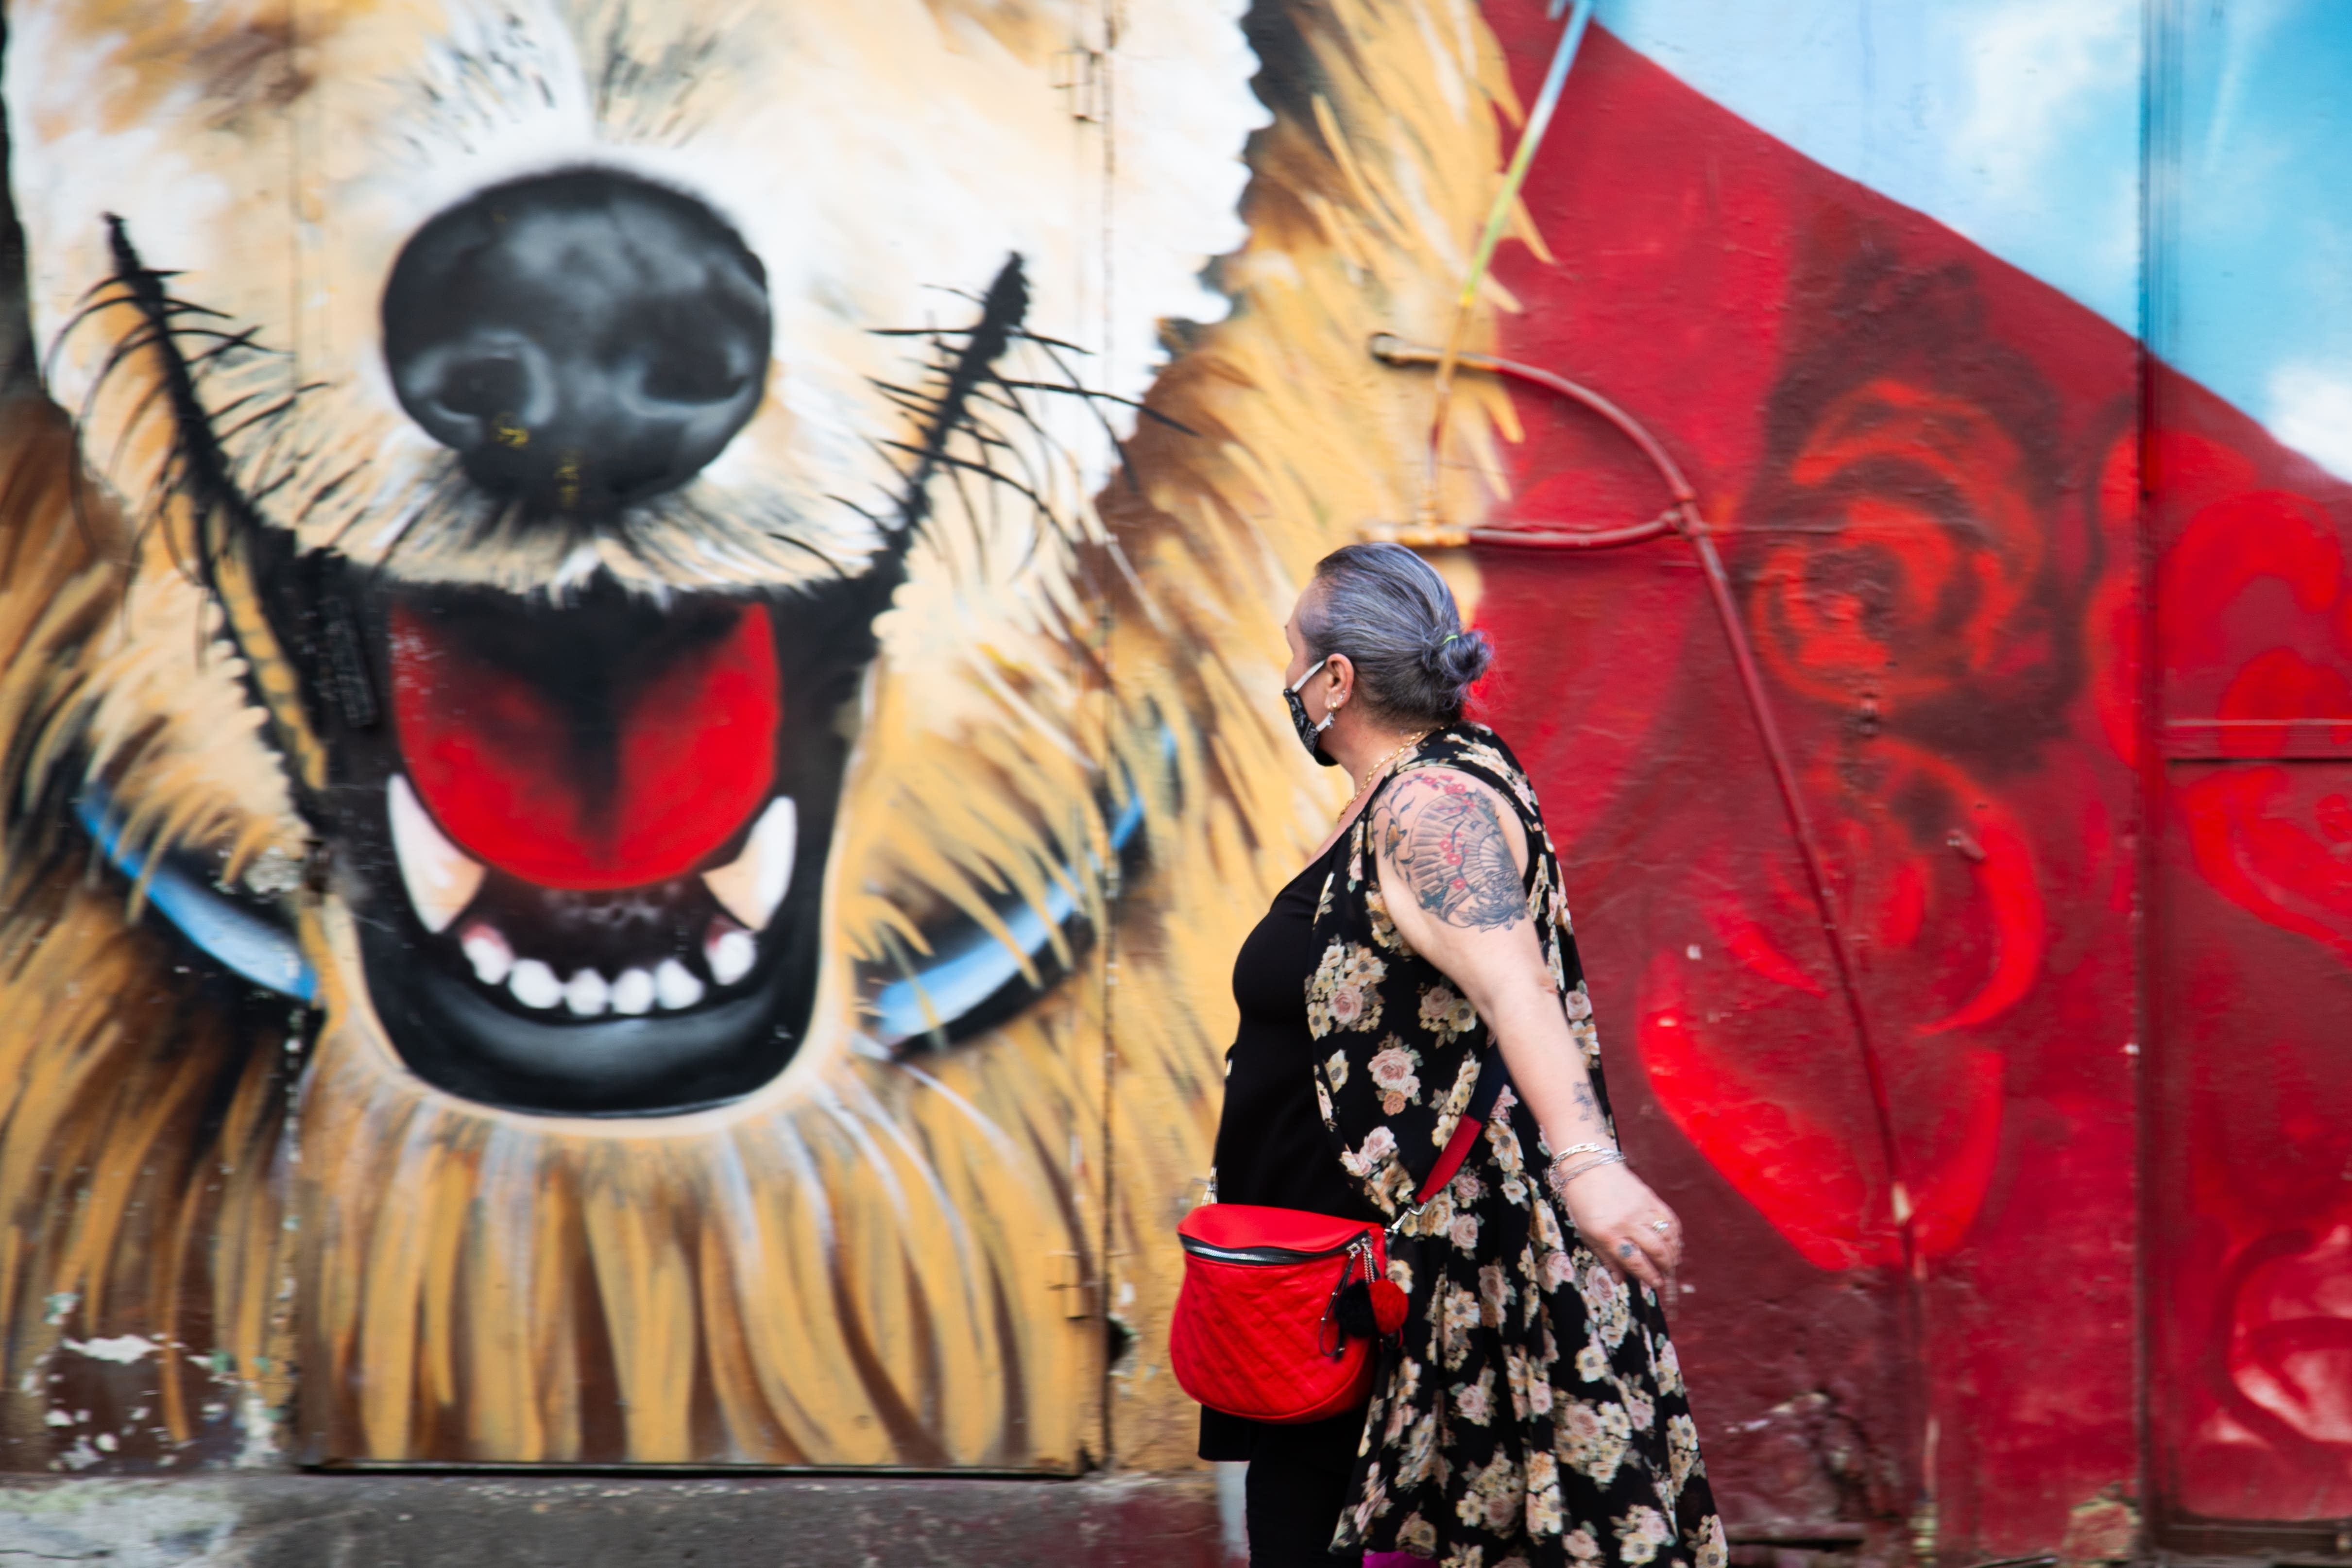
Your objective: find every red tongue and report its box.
[390,602,781,891]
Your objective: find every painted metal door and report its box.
[273,0,1126,1469]
[2145,4,2352,1537]
[2147,377,2352,1534]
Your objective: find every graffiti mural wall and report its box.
[0,0,2348,1557]
[0,0,1293,1470]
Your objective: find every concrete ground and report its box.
[0,1472,1232,1567]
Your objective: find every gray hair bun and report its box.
[1299,542,1492,725]
[1426,628,1494,692]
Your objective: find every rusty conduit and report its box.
[1376,336,1937,1554]
[1378,335,1914,1264]
[1382,3,1934,1544]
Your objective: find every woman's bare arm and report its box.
[1372,767,1681,1288]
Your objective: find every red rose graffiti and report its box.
[2164,478,2352,959]
[2149,420,2352,1514]
[1621,273,2108,1271]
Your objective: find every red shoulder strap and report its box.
[1411,1050,1511,1206]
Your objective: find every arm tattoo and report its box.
[1379,774,1526,931]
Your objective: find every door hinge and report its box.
[1046,1250,1097,1318]
[1052,49,1105,123]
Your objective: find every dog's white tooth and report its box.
[654,958,705,1011]
[706,927,757,987]
[563,969,611,1018]
[387,775,484,934]
[460,923,514,987]
[701,797,797,932]
[611,968,656,1016]
[509,959,562,1009]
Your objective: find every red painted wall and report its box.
[1439,8,2352,1546]
[2147,370,2352,1525]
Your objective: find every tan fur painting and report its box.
[0,0,1523,1469]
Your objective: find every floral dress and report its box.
[1306,724,1726,1568]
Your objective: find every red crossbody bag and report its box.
[1169,1052,1510,1423]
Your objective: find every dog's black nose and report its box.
[382,170,770,515]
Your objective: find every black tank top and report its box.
[1200,839,1384,1462]
[1210,841,1386,1223]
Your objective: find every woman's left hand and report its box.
[1551,1159,1682,1294]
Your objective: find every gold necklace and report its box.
[1358,729,1434,795]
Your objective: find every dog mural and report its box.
[0,0,1525,1467]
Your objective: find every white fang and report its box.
[387,774,484,934]
[702,796,796,931]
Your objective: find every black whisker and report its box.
[752,521,855,579]
[1018,340,1171,494]
[994,377,1195,435]
[297,459,372,526]
[869,373,950,397]
[1009,328,1091,356]
[953,402,1057,510]
[97,216,332,750]
[210,393,307,448]
[42,288,145,380]
[871,383,946,422]
[967,381,1030,417]
[70,273,142,307]
[975,373,1063,454]
[220,411,305,496]
[824,494,905,568]
[219,382,330,502]
[178,328,270,383]
[873,253,1034,578]
[942,452,989,576]
[978,359,1115,505]
[158,324,270,349]
[247,470,303,506]
[184,387,276,428]
[864,434,920,488]
[79,324,168,419]
[879,439,1058,518]
[101,371,186,468]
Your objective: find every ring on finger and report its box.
[1649,1219,1672,1233]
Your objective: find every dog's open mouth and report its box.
[337,573,879,1115]
[86,185,1115,1117]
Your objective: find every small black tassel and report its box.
[1332,1278,1380,1340]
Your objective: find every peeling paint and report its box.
[2060,1487,2140,1563]
[233,1393,283,1470]
[67,1333,159,1365]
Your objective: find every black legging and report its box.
[1243,1407,1365,1566]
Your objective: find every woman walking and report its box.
[1200,544,1724,1567]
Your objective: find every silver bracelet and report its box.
[1550,1150,1626,1189]
[1548,1142,1615,1167]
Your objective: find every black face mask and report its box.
[1283,655,1341,767]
